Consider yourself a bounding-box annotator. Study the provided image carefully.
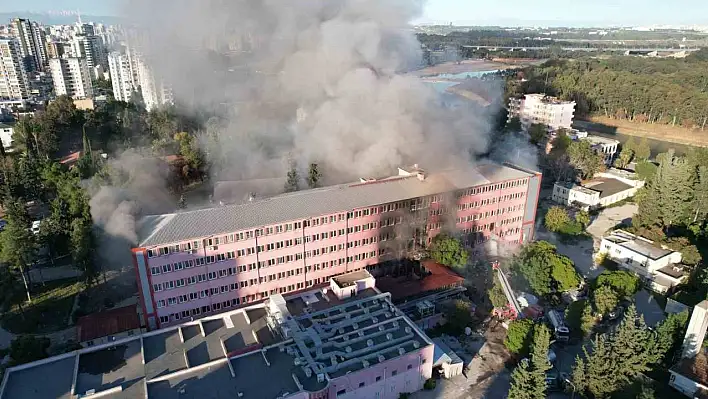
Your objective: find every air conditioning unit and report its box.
[210,245,219,251]
[187,249,197,254]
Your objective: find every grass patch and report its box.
[1,278,85,334]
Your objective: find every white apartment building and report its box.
[508,94,576,130]
[71,34,107,74]
[0,122,14,150]
[552,168,644,210]
[0,38,29,100]
[49,58,93,99]
[10,18,47,72]
[108,46,172,110]
[599,230,687,293]
[108,51,137,102]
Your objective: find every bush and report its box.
[504,319,535,356]
[595,270,640,298]
[424,378,437,390]
[9,335,51,366]
[545,206,571,232]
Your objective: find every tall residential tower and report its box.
[10,18,48,72]
[49,58,93,99]
[0,37,29,100]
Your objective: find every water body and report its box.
[423,70,499,93]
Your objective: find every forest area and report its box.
[505,50,708,132]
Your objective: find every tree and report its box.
[8,335,50,365]
[505,319,535,356]
[307,162,322,189]
[572,306,657,398]
[0,201,36,302]
[130,86,145,109]
[488,277,508,308]
[551,255,581,291]
[508,324,552,399]
[513,241,580,295]
[615,143,634,169]
[635,150,695,228]
[568,140,605,179]
[692,166,708,223]
[575,210,590,227]
[178,195,186,209]
[506,116,522,132]
[446,299,473,333]
[595,270,640,298]
[635,138,651,161]
[529,123,547,145]
[174,132,205,173]
[428,233,468,268]
[544,206,570,232]
[580,302,598,335]
[508,359,536,399]
[652,310,689,368]
[593,285,619,315]
[635,160,657,182]
[284,159,300,192]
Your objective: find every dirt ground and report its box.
[582,116,708,147]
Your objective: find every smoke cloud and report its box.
[124,0,494,182]
[92,0,504,264]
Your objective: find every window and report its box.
[407,364,413,370]
[337,389,346,397]
[376,376,382,382]
[359,382,365,388]
[391,370,397,376]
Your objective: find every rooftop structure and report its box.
[132,163,542,330]
[0,286,435,399]
[600,230,687,293]
[375,260,465,302]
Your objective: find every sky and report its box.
[2,0,707,27]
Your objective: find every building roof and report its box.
[0,286,432,399]
[0,122,12,129]
[76,304,141,342]
[376,260,465,301]
[583,178,634,199]
[603,230,674,260]
[584,135,620,146]
[671,351,708,387]
[432,338,464,367]
[138,163,534,247]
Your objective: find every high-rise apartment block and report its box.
[133,163,541,330]
[508,93,576,130]
[10,18,47,72]
[49,57,93,99]
[108,46,172,110]
[71,34,107,74]
[0,37,29,100]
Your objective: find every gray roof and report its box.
[619,239,672,260]
[583,178,633,199]
[139,163,533,247]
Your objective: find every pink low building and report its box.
[133,163,542,330]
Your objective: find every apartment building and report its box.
[0,37,29,100]
[108,51,136,102]
[9,18,47,72]
[133,163,541,330]
[71,34,107,74]
[508,93,576,130]
[107,45,172,110]
[49,57,93,99]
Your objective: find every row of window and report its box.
[457,193,525,211]
[455,206,523,224]
[458,179,528,197]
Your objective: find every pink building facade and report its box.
[133,163,541,330]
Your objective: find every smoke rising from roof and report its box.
[125,0,494,183]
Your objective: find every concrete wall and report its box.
[330,344,434,399]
